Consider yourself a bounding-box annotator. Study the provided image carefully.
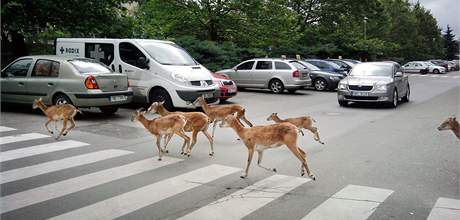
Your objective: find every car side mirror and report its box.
[395,72,403,77]
[137,57,149,70]
[233,68,238,72]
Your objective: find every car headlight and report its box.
[172,73,188,85]
[329,76,341,81]
[375,84,387,91]
[338,82,347,90]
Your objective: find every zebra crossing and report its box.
[1,125,458,219]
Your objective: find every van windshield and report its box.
[139,42,198,66]
[69,59,111,74]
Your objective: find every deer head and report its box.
[192,95,206,106]
[131,108,145,122]
[147,101,165,113]
[438,116,457,131]
[220,113,239,128]
[32,97,43,109]
[266,113,278,121]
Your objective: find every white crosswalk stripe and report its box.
[0,149,133,184]
[427,197,460,220]
[301,184,393,220]
[0,126,16,132]
[0,133,49,145]
[0,157,182,214]
[0,140,89,162]
[178,174,310,220]
[49,164,240,220]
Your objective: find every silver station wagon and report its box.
[217,58,311,94]
[337,62,410,108]
[1,55,133,114]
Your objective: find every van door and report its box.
[115,42,151,103]
[27,59,61,104]
[84,43,115,70]
[0,58,33,104]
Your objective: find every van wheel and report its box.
[150,88,173,111]
[53,94,72,105]
[99,106,119,115]
[269,79,284,94]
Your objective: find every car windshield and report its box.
[297,61,320,71]
[139,42,198,66]
[350,63,393,77]
[69,59,111,74]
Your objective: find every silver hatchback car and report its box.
[1,55,133,114]
[217,58,311,94]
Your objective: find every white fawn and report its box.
[32,98,81,140]
[220,114,316,180]
[148,101,214,156]
[193,95,253,138]
[438,116,459,140]
[131,108,191,160]
[267,113,324,144]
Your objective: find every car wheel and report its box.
[314,78,328,91]
[269,79,284,94]
[433,69,439,74]
[53,94,73,106]
[389,89,398,108]
[219,98,229,103]
[99,106,119,115]
[287,89,297,94]
[338,100,348,107]
[149,88,173,110]
[402,85,410,102]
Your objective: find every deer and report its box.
[193,95,253,138]
[437,116,460,140]
[148,101,214,156]
[267,113,324,145]
[220,114,316,180]
[32,98,82,140]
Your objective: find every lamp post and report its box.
[363,16,368,41]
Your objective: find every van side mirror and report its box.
[137,57,149,70]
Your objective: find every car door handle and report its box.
[48,83,55,86]
[111,64,115,72]
[18,82,24,86]
[118,65,122,73]
[125,69,134,73]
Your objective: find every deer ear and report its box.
[160,101,165,105]
[39,97,43,101]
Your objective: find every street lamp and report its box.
[363,16,368,41]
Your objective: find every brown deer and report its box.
[220,114,316,180]
[32,98,81,140]
[148,101,214,156]
[131,109,191,160]
[267,113,324,144]
[193,96,253,138]
[438,116,460,140]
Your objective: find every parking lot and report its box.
[1,70,459,220]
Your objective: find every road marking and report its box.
[0,126,16,132]
[0,140,89,162]
[453,76,460,79]
[440,75,448,78]
[0,157,182,214]
[427,197,460,220]
[49,164,240,220]
[0,149,133,184]
[0,133,49,145]
[178,174,310,220]
[430,75,438,78]
[301,185,393,220]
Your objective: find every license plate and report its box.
[110,95,128,102]
[203,93,214,98]
[352,91,369,96]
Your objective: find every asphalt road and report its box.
[1,71,459,220]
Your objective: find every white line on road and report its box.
[178,174,310,220]
[49,164,240,220]
[0,140,89,162]
[301,185,394,220]
[427,197,460,220]
[0,149,133,184]
[0,126,16,132]
[0,133,49,145]
[430,75,438,78]
[0,157,183,214]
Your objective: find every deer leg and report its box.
[64,117,76,136]
[202,130,214,156]
[257,150,277,172]
[155,135,163,161]
[306,126,324,144]
[44,119,54,134]
[288,145,315,180]
[162,134,173,154]
[212,120,219,138]
[188,130,199,155]
[299,129,305,136]
[56,118,68,140]
[241,147,254,178]
[175,130,191,157]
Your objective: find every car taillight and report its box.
[85,75,99,89]
[127,79,131,87]
[292,70,300,78]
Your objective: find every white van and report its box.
[55,38,220,109]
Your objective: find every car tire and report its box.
[338,100,348,107]
[99,106,119,115]
[219,98,229,103]
[149,88,173,111]
[433,69,439,74]
[269,79,284,94]
[287,89,297,94]
[402,85,410,102]
[314,78,328,91]
[53,93,73,106]
[388,89,398,108]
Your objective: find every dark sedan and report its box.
[298,61,346,91]
[303,59,348,76]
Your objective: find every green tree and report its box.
[443,25,459,60]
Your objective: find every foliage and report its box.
[443,25,459,60]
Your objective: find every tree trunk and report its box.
[11,31,28,59]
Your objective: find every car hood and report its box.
[343,76,393,85]
[164,65,213,81]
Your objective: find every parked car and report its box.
[56,38,220,110]
[451,60,460,70]
[303,59,348,76]
[326,59,355,73]
[298,61,346,91]
[423,62,447,74]
[447,61,459,71]
[211,73,237,102]
[428,60,449,72]
[1,55,133,114]
[401,61,445,74]
[337,62,410,108]
[343,59,362,64]
[217,58,311,94]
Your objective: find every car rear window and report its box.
[69,59,111,74]
[275,61,291,70]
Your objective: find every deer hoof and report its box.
[49,131,54,134]
[165,150,169,153]
[209,152,214,157]
[310,174,316,181]
[272,168,277,172]
[180,152,184,155]
[187,154,191,157]
[63,133,68,136]
[158,158,162,161]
